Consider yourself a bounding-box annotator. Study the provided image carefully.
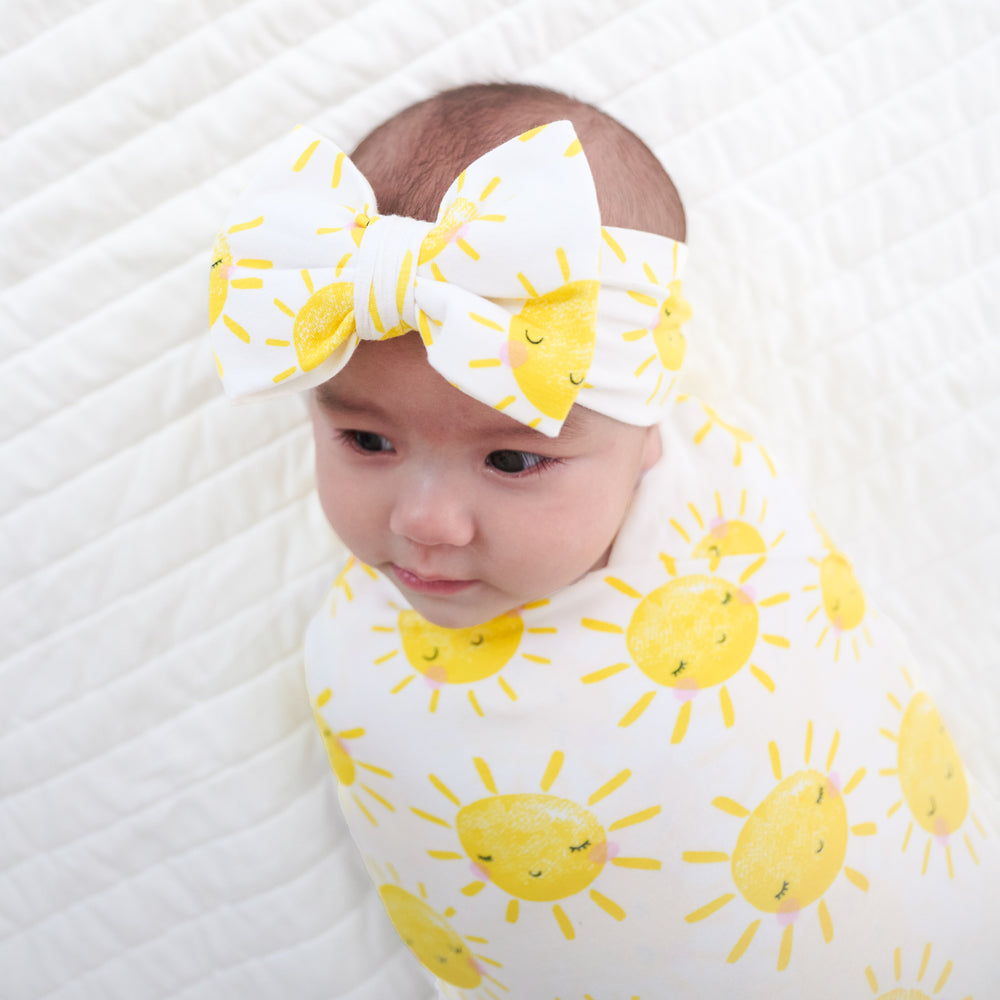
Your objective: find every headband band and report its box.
[209,120,691,436]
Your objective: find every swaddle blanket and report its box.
[304,394,1000,998]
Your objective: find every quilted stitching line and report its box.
[0,562,329,802]
[0,0,515,285]
[689,41,999,209]
[0,479,318,672]
[0,417,312,598]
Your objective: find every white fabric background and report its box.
[1,1,997,997]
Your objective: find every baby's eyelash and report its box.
[337,429,394,454]
[486,450,561,476]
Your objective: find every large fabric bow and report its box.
[210,121,690,435]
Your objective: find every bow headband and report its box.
[209,120,691,436]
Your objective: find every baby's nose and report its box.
[389,472,475,548]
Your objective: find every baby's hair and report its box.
[351,82,685,241]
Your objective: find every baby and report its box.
[211,84,999,998]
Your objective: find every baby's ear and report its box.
[640,424,662,473]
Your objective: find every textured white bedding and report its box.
[2,1,997,997]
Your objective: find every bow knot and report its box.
[352,214,432,342]
[210,121,689,435]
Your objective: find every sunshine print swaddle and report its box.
[304,394,1000,999]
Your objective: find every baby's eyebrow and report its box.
[313,384,381,417]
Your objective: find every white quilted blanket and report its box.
[2,1,997,997]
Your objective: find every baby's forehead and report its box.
[312,333,641,448]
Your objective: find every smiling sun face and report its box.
[581,554,787,740]
[372,606,547,715]
[881,669,985,878]
[731,769,848,913]
[209,232,232,327]
[414,751,661,940]
[368,862,505,997]
[507,251,599,422]
[398,610,524,685]
[685,723,875,971]
[805,516,872,661]
[457,793,606,902]
[628,575,759,690]
[379,884,484,989]
[312,689,394,826]
[897,693,968,837]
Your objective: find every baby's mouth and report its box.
[391,565,476,595]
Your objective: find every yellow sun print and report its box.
[804,515,873,661]
[623,263,693,405]
[313,689,395,826]
[468,249,599,425]
[864,942,972,1000]
[210,216,274,368]
[413,751,662,940]
[684,723,875,971]
[681,398,777,474]
[880,667,985,878]
[370,601,554,715]
[676,489,784,573]
[368,860,506,998]
[419,170,507,267]
[580,552,789,739]
[209,231,233,327]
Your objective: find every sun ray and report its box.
[506,899,518,923]
[768,742,782,781]
[412,807,451,828]
[682,851,730,863]
[590,889,626,920]
[588,769,631,805]
[713,797,750,818]
[671,701,692,743]
[843,767,866,795]
[685,893,735,923]
[777,924,793,971]
[720,686,734,728]
[611,856,661,870]
[581,663,630,685]
[964,832,979,864]
[826,731,840,772]
[817,899,833,942]
[609,805,661,832]
[727,920,761,963]
[540,750,564,791]
[430,774,462,807]
[581,617,624,634]
[843,867,869,891]
[620,690,657,727]
[553,904,574,939]
[606,576,643,598]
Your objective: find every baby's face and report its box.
[310,332,660,628]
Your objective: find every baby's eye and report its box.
[486,450,555,475]
[343,430,394,453]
